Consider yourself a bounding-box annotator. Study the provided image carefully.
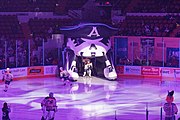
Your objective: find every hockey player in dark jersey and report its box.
[41,92,57,120]
[2,68,13,92]
[163,90,178,120]
[2,102,11,120]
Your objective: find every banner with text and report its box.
[141,66,160,76]
[11,67,27,78]
[124,66,141,75]
[161,68,175,78]
[27,66,44,76]
[44,66,57,75]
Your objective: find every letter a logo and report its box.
[87,27,100,37]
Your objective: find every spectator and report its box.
[163,90,178,120]
[31,55,38,66]
[169,56,178,67]
[134,56,141,65]
[144,24,151,36]
[154,25,160,33]
[47,27,53,38]
[2,102,11,120]
[164,26,170,35]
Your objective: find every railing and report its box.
[0,37,63,69]
[113,36,180,68]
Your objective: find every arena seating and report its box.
[112,0,132,14]
[1,0,180,38]
[0,0,57,12]
[28,18,73,38]
[132,0,180,13]
[1,0,180,68]
[118,15,177,37]
[0,0,87,14]
[0,15,24,39]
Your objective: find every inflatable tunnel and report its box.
[60,23,118,80]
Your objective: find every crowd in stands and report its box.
[132,0,180,13]
[29,18,74,38]
[117,55,180,67]
[2,0,180,38]
[117,15,177,37]
[0,0,87,15]
[0,37,28,68]
[0,15,24,39]
[1,0,180,68]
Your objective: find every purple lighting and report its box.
[0,77,179,120]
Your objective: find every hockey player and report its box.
[83,60,93,77]
[2,102,11,120]
[2,68,13,92]
[41,92,57,120]
[59,67,71,85]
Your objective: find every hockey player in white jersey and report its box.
[2,68,13,92]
